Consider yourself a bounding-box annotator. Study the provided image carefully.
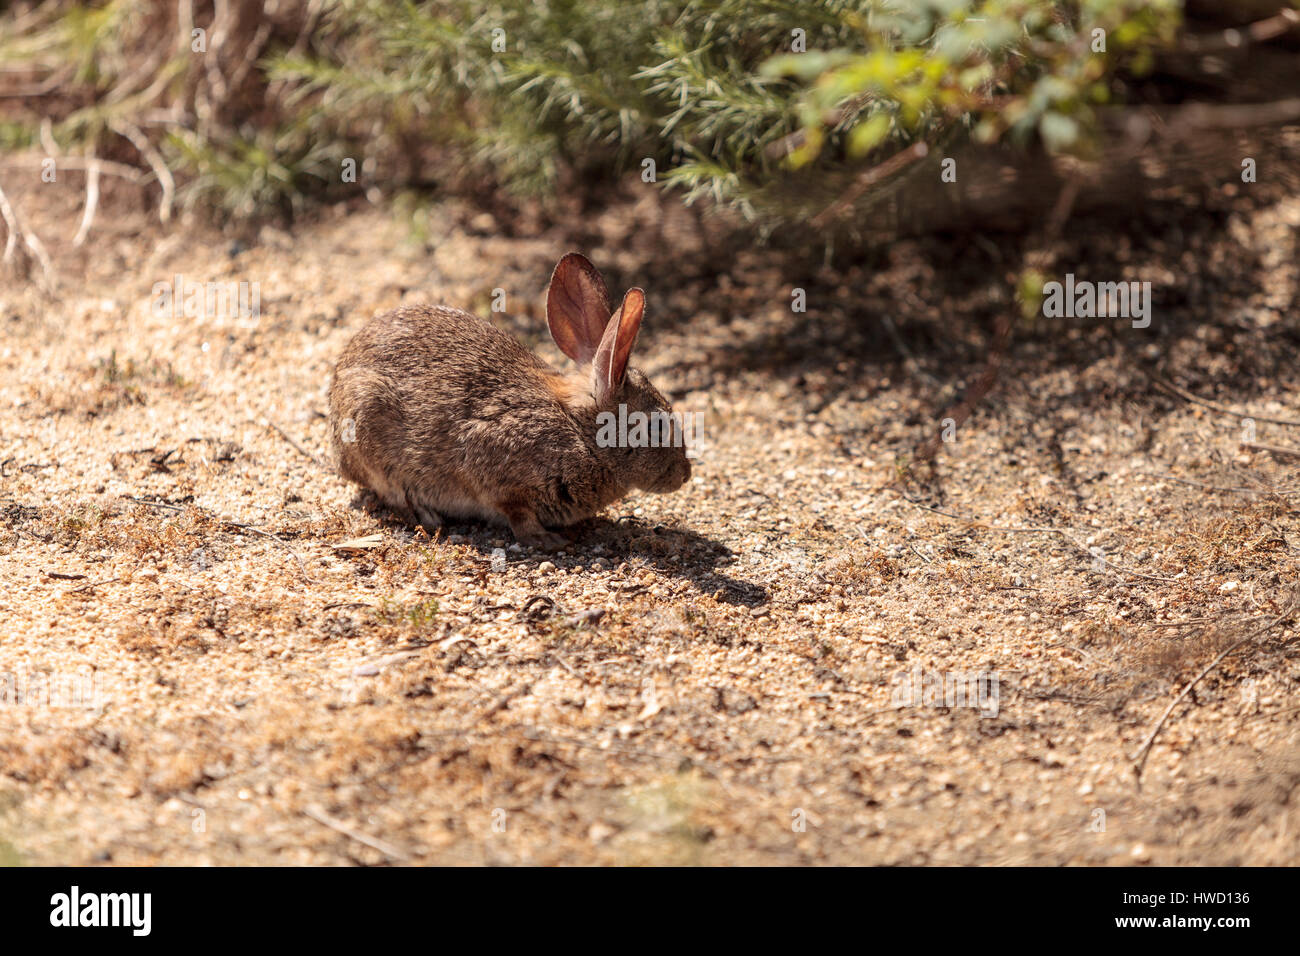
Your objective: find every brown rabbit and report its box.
[327,253,692,549]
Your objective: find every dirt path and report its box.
[0,166,1297,865]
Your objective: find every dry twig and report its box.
[1240,441,1300,463]
[1151,374,1300,427]
[124,496,315,584]
[72,158,101,247]
[0,177,55,290]
[265,419,327,470]
[302,806,411,862]
[111,120,175,223]
[810,141,931,229]
[899,494,1185,583]
[1129,596,1297,780]
[1138,472,1300,496]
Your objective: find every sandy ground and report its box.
[0,155,1298,865]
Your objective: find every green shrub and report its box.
[0,0,1185,223]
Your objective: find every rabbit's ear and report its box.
[546,253,612,364]
[592,288,645,404]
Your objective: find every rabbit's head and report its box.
[546,253,693,495]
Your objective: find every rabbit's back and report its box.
[336,304,550,391]
[328,304,592,524]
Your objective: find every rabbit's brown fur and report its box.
[327,254,691,549]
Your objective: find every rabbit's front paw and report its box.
[499,499,568,551]
[520,529,569,552]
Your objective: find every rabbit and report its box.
[327,252,692,550]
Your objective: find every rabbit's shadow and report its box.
[355,493,765,607]
[571,516,767,608]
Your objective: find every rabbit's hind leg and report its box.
[370,489,416,526]
[404,489,445,534]
[360,471,419,527]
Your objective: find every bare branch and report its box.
[810,141,932,229]
[72,159,101,247]
[111,121,175,222]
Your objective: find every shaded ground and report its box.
[0,150,1297,865]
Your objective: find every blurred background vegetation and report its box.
[0,0,1295,232]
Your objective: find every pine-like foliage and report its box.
[0,0,1184,222]
[274,0,1180,225]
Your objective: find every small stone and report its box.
[538,561,556,573]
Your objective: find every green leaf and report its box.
[847,113,891,158]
